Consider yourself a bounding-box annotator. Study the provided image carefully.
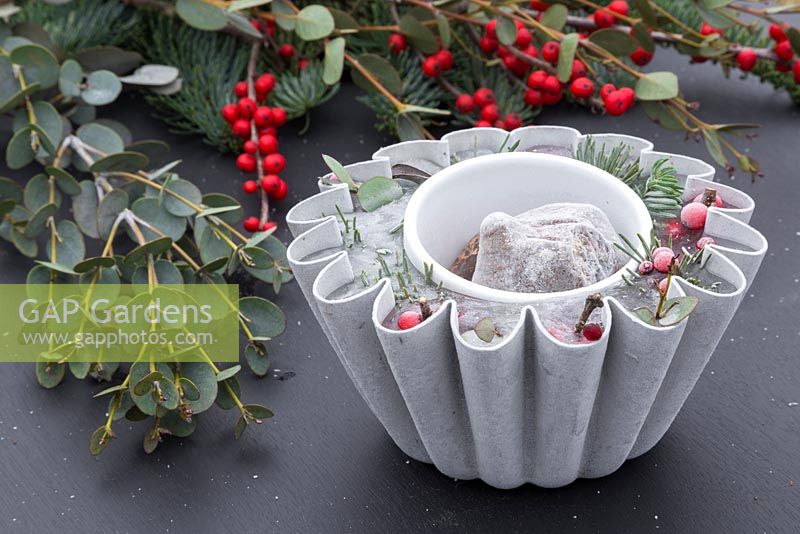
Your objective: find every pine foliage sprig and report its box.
[130,13,250,153]
[272,62,340,132]
[15,0,138,54]
[357,50,446,136]
[576,136,683,218]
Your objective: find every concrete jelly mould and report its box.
[285,126,768,489]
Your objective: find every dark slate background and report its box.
[1,50,799,533]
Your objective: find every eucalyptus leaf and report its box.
[6,126,35,170]
[160,410,197,438]
[323,37,345,86]
[119,64,180,87]
[23,202,57,238]
[271,0,295,31]
[81,70,122,106]
[239,296,285,339]
[181,362,218,413]
[49,220,85,268]
[58,58,83,97]
[244,403,274,420]
[46,166,81,196]
[130,197,186,242]
[350,54,403,97]
[89,426,113,455]
[73,180,100,238]
[75,46,142,75]
[474,318,496,342]
[73,256,116,273]
[295,5,335,41]
[96,188,128,239]
[35,359,65,389]
[10,44,59,89]
[175,0,228,31]
[496,17,517,46]
[357,176,403,212]
[540,4,568,31]
[658,296,699,326]
[89,151,149,173]
[635,72,679,101]
[244,342,270,377]
[162,178,202,217]
[216,364,241,382]
[588,29,638,56]
[321,154,356,190]
[399,14,438,54]
[556,33,579,83]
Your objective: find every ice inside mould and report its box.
[471,204,628,293]
[302,145,743,346]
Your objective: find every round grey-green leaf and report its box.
[6,126,35,170]
[160,410,197,438]
[96,188,128,239]
[635,72,679,101]
[75,122,124,171]
[119,64,179,87]
[23,202,57,238]
[24,173,60,211]
[239,296,286,339]
[201,193,242,224]
[357,176,403,212]
[323,37,345,86]
[180,362,217,414]
[130,197,186,241]
[58,58,83,97]
[45,166,81,196]
[35,360,65,389]
[163,178,201,217]
[129,362,175,416]
[245,342,270,377]
[89,151,149,173]
[81,70,122,106]
[74,180,100,238]
[175,0,228,31]
[49,220,85,268]
[295,5,335,41]
[10,44,58,89]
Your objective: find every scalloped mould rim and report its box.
[285,126,768,489]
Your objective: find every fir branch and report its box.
[129,12,250,153]
[271,62,340,132]
[14,0,138,53]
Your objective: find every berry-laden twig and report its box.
[222,30,289,233]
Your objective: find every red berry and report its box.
[496,45,510,59]
[593,9,616,29]
[515,28,533,49]
[775,40,794,61]
[736,49,757,71]
[503,113,522,130]
[232,119,251,139]
[541,89,562,105]
[523,45,539,58]
[664,220,684,240]
[493,120,506,130]
[243,140,258,154]
[475,120,493,128]
[571,59,587,80]
[473,88,495,107]
[254,73,275,95]
[527,69,548,89]
[388,33,407,54]
[604,90,627,115]
[777,61,791,73]
[243,216,260,232]
[504,55,529,77]
[700,22,723,37]
[397,311,422,330]
[422,56,442,77]
[657,278,669,295]
[680,202,708,230]
[600,83,616,100]
[259,126,278,137]
[261,221,277,232]
[278,43,295,59]
[236,153,257,173]
[258,134,279,154]
[630,47,654,66]
[298,58,310,71]
[485,20,497,39]
[769,23,787,42]
[653,250,675,273]
[570,77,594,99]
[221,104,239,123]
[263,153,286,174]
[542,41,559,63]
[272,179,288,201]
[271,107,287,127]
[793,61,800,83]
[542,74,561,95]
[638,260,654,275]
[697,236,715,250]
[618,86,635,107]
[524,89,543,107]
[582,323,603,342]
[479,36,498,54]
[653,246,673,258]
[243,180,258,194]
[253,106,273,128]
[234,81,248,98]
[455,94,475,113]
[437,49,454,71]
[237,97,256,119]
[691,55,708,63]
[260,174,281,194]
[530,1,549,9]
[480,103,500,122]
[608,0,629,16]
[693,192,723,207]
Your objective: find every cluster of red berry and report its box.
[220,72,289,233]
[454,88,522,130]
[735,23,800,81]
[479,19,536,77]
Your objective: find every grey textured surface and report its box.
[0,47,799,532]
[472,203,627,293]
